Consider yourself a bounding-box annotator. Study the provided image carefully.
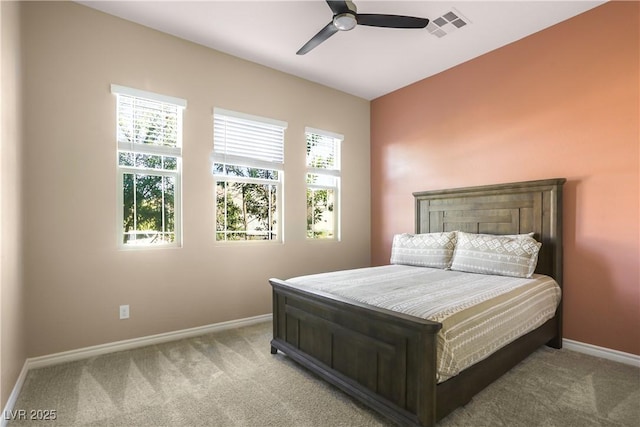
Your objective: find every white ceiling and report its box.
[77,1,606,100]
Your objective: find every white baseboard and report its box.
[1,361,28,427]
[27,313,272,370]
[563,338,640,367]
[1,313,272,426]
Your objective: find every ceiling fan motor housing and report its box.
[334,13,357,31]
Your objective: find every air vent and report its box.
[427,9,470,38]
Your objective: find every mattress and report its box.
[286,265,561,383]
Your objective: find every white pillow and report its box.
[390,232,457,269]
[450,232,542,278]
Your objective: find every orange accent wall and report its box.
[371,2,639,355]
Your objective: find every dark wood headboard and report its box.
[413,178,566,285]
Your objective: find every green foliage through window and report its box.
[123,173,175,245]
[216,175,278,241]
[307,187,335,239]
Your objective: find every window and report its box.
[213,108,287,242]
[111,84,186,247]
[306,127,342,239]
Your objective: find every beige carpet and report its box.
[9,321,639,426]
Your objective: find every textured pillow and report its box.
[451,232,542,278]
[390,232,457,269]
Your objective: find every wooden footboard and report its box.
[270,278,442,427]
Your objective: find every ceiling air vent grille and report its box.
[427,9,470,38]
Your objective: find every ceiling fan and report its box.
[297,0,429,55]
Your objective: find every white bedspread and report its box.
[286,265,561,382]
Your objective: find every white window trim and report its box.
[111,84,187,108]
[305,127,343,241]
[305,127,344,142]
[306,167,340,177]
[214,107,287,129]
[113,84,186,249]
[209,153,284,172]
[118,141,181,157]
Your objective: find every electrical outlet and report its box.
[119,304,130,320]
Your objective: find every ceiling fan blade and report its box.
[297,22,339,55]
[356,14,429,29]
[326,0,350,15]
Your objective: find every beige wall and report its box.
[22,2,370,357]
[1,0,27,408]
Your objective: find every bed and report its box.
[269,178,565,426]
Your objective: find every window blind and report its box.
[213,108,287,171]
[111,84,186,157]
[306,127,343,176]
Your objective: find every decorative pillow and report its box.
[450,232,542,278]
[390,232,457,269]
